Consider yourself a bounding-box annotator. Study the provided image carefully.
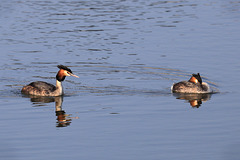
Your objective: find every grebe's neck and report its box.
[55,80,63,96]
[54,70,66,96]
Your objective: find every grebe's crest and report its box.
[57,65,73,73]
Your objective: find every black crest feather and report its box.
[192,73,202,84]
[57,65,72,73]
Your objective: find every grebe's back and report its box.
[21,81,56,96]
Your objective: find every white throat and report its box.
[55,80,63,96]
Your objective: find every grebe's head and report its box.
[56,65,79,81]
[188,73,202,84]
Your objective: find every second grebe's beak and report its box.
[69,73,79,78]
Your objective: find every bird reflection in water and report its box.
[172,93,212,108]
[54,96,72,127]
[23,95,76,127]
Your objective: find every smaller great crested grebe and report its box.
[171,73,211,93]
[21,65,79,96]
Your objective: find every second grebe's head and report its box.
[188,73,202,84]
[56,65,79,81]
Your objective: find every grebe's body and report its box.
[171,73,211,93]
[21,65,78,96]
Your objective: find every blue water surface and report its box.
[0,0,240,160]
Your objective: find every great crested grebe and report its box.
[21,65,79,96]
[171,73,211,93]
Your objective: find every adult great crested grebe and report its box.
[171,73,211,93]
[21,65,79,96]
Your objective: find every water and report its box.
[0,0,240,159]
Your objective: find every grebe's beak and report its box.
[69,73,79,78]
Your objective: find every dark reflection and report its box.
[173,93,212,108]
[22,95,73,127]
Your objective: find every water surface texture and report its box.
[1,0,240,160]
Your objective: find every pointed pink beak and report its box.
[70,73,79,78]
